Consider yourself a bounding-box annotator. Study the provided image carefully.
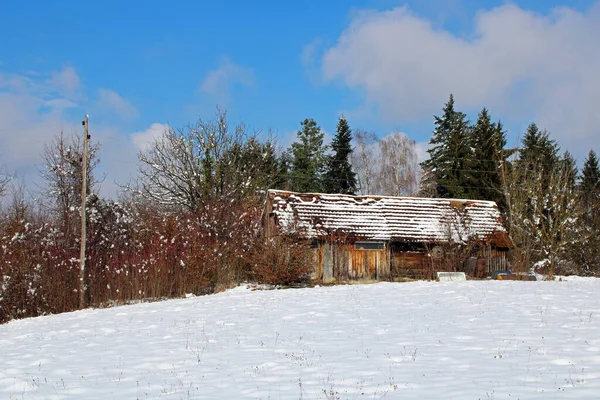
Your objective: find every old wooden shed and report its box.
[263,190,512,281]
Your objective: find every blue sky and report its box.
[1,0,598,196]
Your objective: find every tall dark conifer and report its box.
[518,123,559,192]
[421,94,473,198]
[577,149,600,272]
[290,118,326,193]
[470,108,507,209]
[324,117,357,194]
[519,124,559,169]
[275,150,293,191]
[581,150,600,200]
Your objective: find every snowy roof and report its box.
[267,190,511,247]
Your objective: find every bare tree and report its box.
[376,132,418,196]
[418,167,437,197]
[350,130,378,195]
[351,131,419,197]
[0,165,10,197]
[501,154,579,274]
[135,108,278,212]
[40,132,100,241]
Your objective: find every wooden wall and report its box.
[311,241,509,281]
[391,250,432,279]
[472,247,508,277]
[390,243,509,280]
[312,242,390,282]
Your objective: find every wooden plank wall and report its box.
[313,243,390,282]
[312,242,509,281]
[391,245,509,279]
[474,247,508,275]
[391,251,432,279]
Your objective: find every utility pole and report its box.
[79,115,89,309]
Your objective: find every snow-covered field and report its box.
[1,278,600,399]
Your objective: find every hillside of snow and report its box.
[1,279,600,399]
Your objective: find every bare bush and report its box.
[248,235,312,286]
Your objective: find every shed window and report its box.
[355,241,384,250]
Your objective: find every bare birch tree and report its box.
[350,130,378,195]
[376,132,418,196]
[351,130,419,196]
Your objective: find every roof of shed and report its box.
[267,190,511,247]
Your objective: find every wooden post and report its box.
[79,115,89,309]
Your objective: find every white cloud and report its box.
[199,57,254,105]
[301,38,322,67]
[95,88,139,120]
[414,141,430,163]
[0,66,152,198]
[48,65,81,98]
[130,123,169,152]
[0,69,79,170]
[320,2,600,159]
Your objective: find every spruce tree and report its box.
[290,118,327,193]
[470,108,507,208]
[421,94,473,198]
[581,150,600,199]
[560,151,578,189]
[578,149,600,273]
[519,123,559,170]
[275,150,293,190]
[324,116,357,194]
[518,123,559,191]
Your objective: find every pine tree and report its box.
[275,150,293,190]
[560,151,578,189]
[290,118,327,193]
[238,138,281,195]
[518,123,559,193]
[324,117,357,194]
[581,150,600,199]
[421,94,473,198]
[519,123,559,170]
[577,149,600,273]
[509,124,563,268]
[470,108,507,208]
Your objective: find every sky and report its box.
[0,0,599,197]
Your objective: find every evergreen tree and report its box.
[517,123,560,195]
[470,108,507,208]
[580,150,600,199]
[519,124,559,171]
[275,150,293,191]
[421,94,473,198]
[237,138,281,194]
[577,149,600,273]
[290,118,327,193]
[324,116,357,194]
[559,151,578,189]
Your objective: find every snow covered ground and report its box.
[1,278,600,399]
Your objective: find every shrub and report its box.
[249,235,312,286]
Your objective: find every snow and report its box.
[2,279,600,399]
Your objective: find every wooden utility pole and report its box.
[79,115,89,309]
